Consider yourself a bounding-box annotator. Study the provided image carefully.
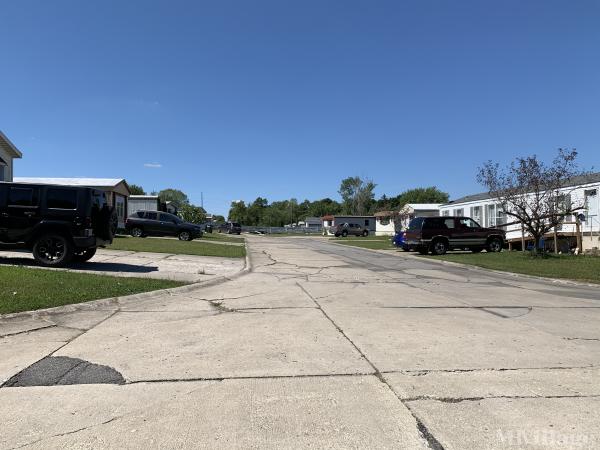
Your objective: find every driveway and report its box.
[1,237,599,449]
[0,248,245,282]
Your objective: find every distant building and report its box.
[0,131,23,182]
[303,216,322,230]
[374,204,441,236]
[321,215,376,235]
[15,177,131,228]
[128,195,160,216]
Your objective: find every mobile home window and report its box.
[486,204,496,227]
[47,188,78,209]
[364,219,369,226]
[454,208,464,216]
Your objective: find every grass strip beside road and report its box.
[108,236,246,258]
[202,233,244,243]
[0,266,185,315]
[427,252,600,284]
[331,238,396,250]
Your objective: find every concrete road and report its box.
[0,248,244,282]
[1,236,599,449]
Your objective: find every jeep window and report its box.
[47,188,77,209]
[9,187,37,207]
[92,191,106,209]
[408,217,424,230]
[423,218,447,230]
[146,212,158,220]
[459,218,480,229]
[232,222,240,227]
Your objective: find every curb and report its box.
[0,242,253,321]
[328,242,600,289]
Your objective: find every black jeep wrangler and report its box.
[0,182,117,267]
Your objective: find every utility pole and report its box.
[201,192,204,209]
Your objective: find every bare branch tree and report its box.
[477,149,590,252]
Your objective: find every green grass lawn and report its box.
[202,232,244,243]
[107,236,246,258]
[0,266,185,315]
[426,251,600,284]
[330,236,396,250]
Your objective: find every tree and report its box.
[213,214,226,223]
[246,197,268,226]
[178,204,206,224]
[338,176,376,215]
[387,187,449,210]
[477,149,589,253]
[158,189,189,207]
[129,184,146,195]
[228,201,247,223]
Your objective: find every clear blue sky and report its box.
[2,0,599,216]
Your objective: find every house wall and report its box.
[439,182,600,250]
[375,217,395,236]
[0,148,13,182]
[128,197,160,216]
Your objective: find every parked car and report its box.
[217,222,242,235]
[392,230,408,250]
[332,223,369,237]
[0,182,117,266]
[404,216,505,255]
[125,210,203,241]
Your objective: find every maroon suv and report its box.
[404,216,505,255]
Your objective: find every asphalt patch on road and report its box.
[2,356,125,387]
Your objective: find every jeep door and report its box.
[4,186,41,242]
[456,217,487,247]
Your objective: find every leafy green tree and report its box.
[339,176,376,215]
[246,197,269,226]
[228,201,247,223]
[158,189,189,207]
[382,187,449,210]
[213,214,226,223]
[129,184,146,195]
[179,204,206,224]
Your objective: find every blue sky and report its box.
[1,0,599,216]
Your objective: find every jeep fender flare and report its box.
[26,222,73,247]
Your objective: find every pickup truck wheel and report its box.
[73,247,97,262]
[431,239,448,255]
[178,231,192,241]
[341,230,348,237]
[362,230,369,237]
[32,234,74,267]
[487,237,503,253]
[131,227,144,238]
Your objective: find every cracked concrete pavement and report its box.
[1,236,599,449]
[0,248,244,282]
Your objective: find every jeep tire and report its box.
[431,239,448,255]
[487,237,503,253]
[32,233,74,267]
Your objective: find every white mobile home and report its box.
[439,173,600,251]
[0,131,23,182]
[128,195,160,216]
[374,204,441,236]
[322,215,376,235]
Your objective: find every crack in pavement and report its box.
[404,393,600,403]
[296,281,446,450]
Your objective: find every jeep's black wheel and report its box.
[178,231,192,241]
[131,227,144,238]
[431,239,448,255]
[73,247,97,262]
[417,247,429,255]
[341,230,348,237]
[362,230,369,237]
[487,237,503,253]
[32,234,74,267]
